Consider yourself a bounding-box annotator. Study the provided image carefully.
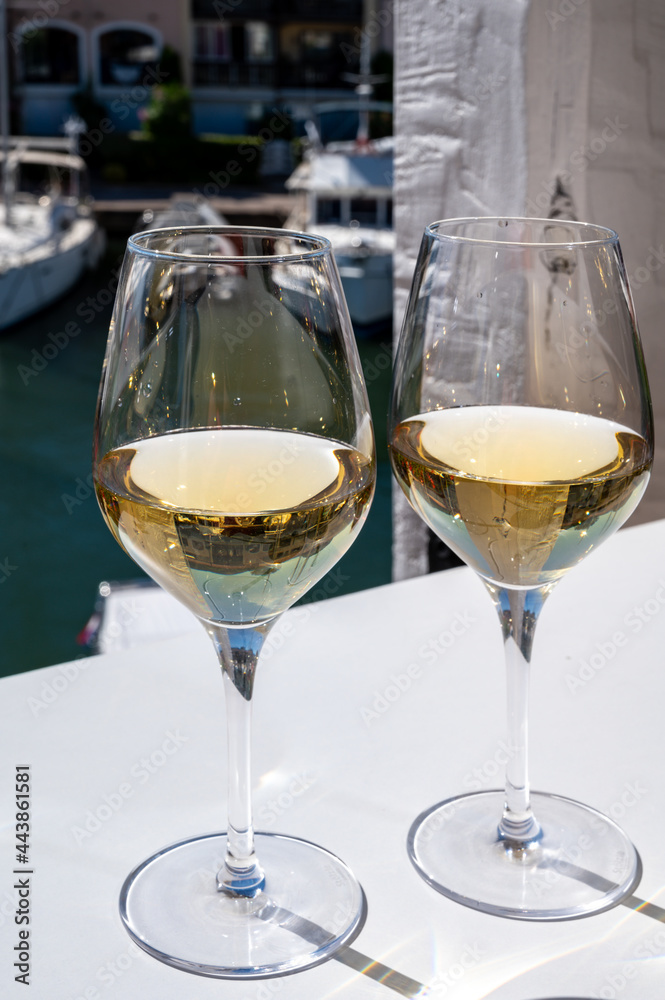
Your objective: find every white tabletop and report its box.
[2,519,665,999]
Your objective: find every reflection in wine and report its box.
[391,406,650,589]
[96,427,374,625]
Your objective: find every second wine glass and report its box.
[93,227,376,976]
[389,217,653,920]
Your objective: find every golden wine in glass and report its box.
[390,217,652,920]
[93,226,375,975]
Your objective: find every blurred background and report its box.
[1,0,664,677]
[0,0,395,675]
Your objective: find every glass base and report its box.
[119,832,366,979]
[408,790,642,920]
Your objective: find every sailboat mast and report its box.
[357,28,371,145]
[0,0,13,226]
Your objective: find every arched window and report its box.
[20,26,81,85]
[97,26,161,87]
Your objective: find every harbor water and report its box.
[0,239,393,677]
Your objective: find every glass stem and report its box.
[485,583,552,848]
[206,620,275,897]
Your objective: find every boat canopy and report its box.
[286,149,392,197]
[0,149,87,172]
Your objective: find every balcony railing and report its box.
[279,61,357,88]
[281,0,362,19]
[193,60,358,89]
[191,0,362,22]
[193,62,276,87]
[191,0,277,19]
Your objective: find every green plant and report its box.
[71,84,108,130]
[158,45,183,84]
[141,82,192,140]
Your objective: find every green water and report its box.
[0,241,393,676]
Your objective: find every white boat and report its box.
[285,129,394,331]
[0,137,105,330]
[133,192,229,232]
[80,579,200,656]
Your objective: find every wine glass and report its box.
[92,226,376,976]
[389,217,653,920]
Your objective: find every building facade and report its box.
[5,0,392,136]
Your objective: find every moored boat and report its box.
[132,192,229,233]
[285,117,394,333]
[0,138,105,330]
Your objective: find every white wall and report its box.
[393,0,665,579]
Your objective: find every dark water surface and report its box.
[0,241,393,677]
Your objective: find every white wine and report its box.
[95,427,374,625]
[390,406,651,588]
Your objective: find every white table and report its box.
[2,519,665,999]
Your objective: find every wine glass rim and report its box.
[127,225,333,264]
[425,216,619,248]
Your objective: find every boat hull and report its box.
[0,216,103,330]
[335,249,392,329]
